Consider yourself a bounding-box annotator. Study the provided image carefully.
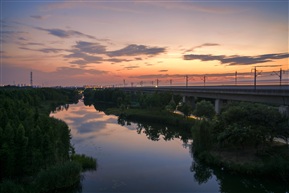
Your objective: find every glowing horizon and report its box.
[1,0,288,87]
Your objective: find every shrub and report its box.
[71,154,97,171]
[194,100,215,119]
[34,161,82,193]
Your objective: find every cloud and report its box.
[65,49,103,65]
[77,121,107,134]
[65,41,106,65]
[256,64,282,68]
[19,47,65,53]
[1,30,28,43]
[106,58,131,63]
[159,70,168,72]
[124,65,139,70]
[23,42,45,46]
[73,41,106,54]
[185,43,220,53]
[129,71,257,79]
[55,67,107,76]
[129,74,170,79]
[107,44,166,57]
[183,52,289,66]
[65,42,165,66]
[144,2,246,14]
[36,27,96,39]
[30,15,50,20]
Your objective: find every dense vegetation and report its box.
[0,87,96,193]
[83,87,182,110]
[83,88,196,128]
[192,102,289,183]
[84,88,289,184]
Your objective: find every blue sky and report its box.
[1,0,288,86]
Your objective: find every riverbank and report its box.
[0,88,96,193]
[102,106,289,185]
[83,88,289,186]
[105,107,195,128]
[191,117,289,185]
[194,144,289,183]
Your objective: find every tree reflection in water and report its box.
[117,115,191,144]
[190,145,289,193]
[190,161,213,185]
[92,103,288,193]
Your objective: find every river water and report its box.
[50,101,288,193]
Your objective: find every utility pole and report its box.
[253,67,257,90]
[201,75,206,87]
[204,75,206,87]
[30,71,33,87]
[156,79,159,87]
[185,75,188,88]
[169,79,172,87]
[235,71,237,86]
[271,68,283,86]
[251,66,262,90]
[123,79,126,87]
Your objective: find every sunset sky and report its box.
[1,0,288,87]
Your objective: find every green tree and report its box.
[179,102,192,118]
[194,100,215,119]
[14,124,28,176]
[217,102,283,150]
[166,96,177,112]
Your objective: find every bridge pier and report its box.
[215,99,223,114]
[182,96,186,103]
[182,96,196,109]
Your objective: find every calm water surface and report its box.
[51,101,288,193]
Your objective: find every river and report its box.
[50,101,288,193]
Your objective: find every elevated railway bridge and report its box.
[119,85,289,115]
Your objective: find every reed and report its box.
[71,154,97,171]
[34,161,82,193]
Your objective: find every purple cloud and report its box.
[107,44,166,57]
[183,53,289,65]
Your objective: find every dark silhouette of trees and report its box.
[0,88,80,181]
[193,100,215,119]
[217,102,285,150]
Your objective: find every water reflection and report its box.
[190,147,289,193]
[190,161,213,185]
[51,101,288,193]
[215,168,288,193]
[117,115,191,143]
[51,104,70,113]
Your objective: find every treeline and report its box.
[83,88,182,110]
[0,88,95,192]
[192,102,289,183]
[83,88,196,129]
